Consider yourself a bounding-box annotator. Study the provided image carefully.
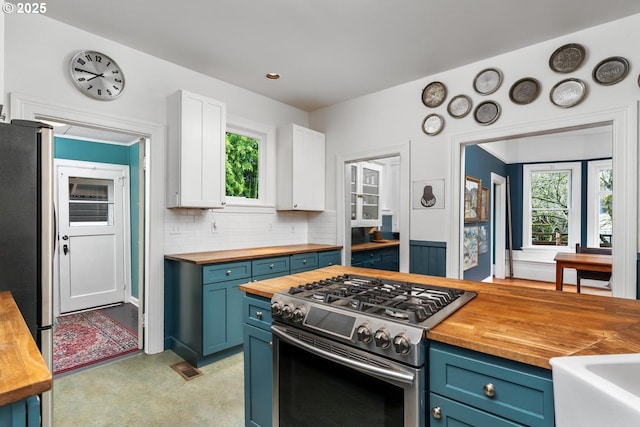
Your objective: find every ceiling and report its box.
[46,0,640,113]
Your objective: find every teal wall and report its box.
[54,137,141,299]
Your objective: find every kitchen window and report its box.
[522,162,581,248]
[224,117,274,208]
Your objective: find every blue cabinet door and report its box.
[429,393,524,427]
[244,324,273,427]
[203,278,245,355]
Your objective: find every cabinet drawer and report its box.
[243,294,272,331]
[318,250,341,267]
[429,393,524,427]
[202,261,251,284]
[430,342,554,427]
[290,252,318,272]
[252,257,289,278]
[351,250,382,264]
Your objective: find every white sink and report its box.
[550,353,640,427]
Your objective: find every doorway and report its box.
[56,160,130,313]
[450,105,638,299]
[337,143,410,271]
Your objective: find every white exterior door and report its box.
[57,161,129,313]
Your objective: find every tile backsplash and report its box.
[164,208,338,255]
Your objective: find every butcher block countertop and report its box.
[0,291,52,406]
[165,243,342,265]
[239,266,640,369]
[351,239,400,252]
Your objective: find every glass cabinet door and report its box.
[350,165,358,220]
[361,166,380,222]
[350,162,383,227]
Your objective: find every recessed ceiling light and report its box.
[265,73,281,80]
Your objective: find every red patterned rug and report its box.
[53,310,139,375]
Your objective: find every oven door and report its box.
[272,324,425,427]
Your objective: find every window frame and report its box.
[586,159,613,247]
[522,162,581,250]
[224,115,276,209]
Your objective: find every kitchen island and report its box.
[0,291,52,424]
[240,265,640,426]
[240,265,640,368]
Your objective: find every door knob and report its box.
[62,235,69,240]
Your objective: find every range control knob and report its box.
[292,307,306,323]
[374,328,391,349]
[271,302,283,317]
[393,333,411,355]
[281,304,294,320]
[356,324,372,343]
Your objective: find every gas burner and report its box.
[283,274,472,326]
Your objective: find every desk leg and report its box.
[555,262,563,291]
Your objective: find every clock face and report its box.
[69,50,125,100]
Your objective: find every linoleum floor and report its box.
[53,350,244,427]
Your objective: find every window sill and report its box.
[220,204,276,214]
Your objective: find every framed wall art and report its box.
[464,175,481,222]
[480,187,489,221]
[463,225,479,270]
[412,179,445,209]
[478,225,488,254]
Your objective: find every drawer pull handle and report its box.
[256,311,263,319]
[483,383,496,397]
[226,270,232,276]
[303,259,307,264]
[270,264,275,269]
[431,406,442,419]
[269,341,273,348]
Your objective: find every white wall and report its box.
[3,14,333,256]
[311,13,640,247]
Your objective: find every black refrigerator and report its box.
[0,119,54,426]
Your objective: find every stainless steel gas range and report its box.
[270,274,476,427]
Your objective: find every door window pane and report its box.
[68,177,114,226]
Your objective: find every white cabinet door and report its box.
[167,90,226,208]
[350,161,383,227]
[277,124,325,211]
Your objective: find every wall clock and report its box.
[69,50,125,100]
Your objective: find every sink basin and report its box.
[550,353,640,427]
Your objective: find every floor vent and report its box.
[170,361,203,381]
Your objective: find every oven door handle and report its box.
[272,325,416,385]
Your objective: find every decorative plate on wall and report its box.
[549,43,586,73]
[473,68,503,95]
[550,78,587,108]
[421,113,445,135]
[509,77,540,105]
[473,101,501,126]
[447,95,472,118]
[421,81,447,108]
[592,56,630,85]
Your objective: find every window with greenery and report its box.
[225,131,260,200]
[523,163,581,248]
[587,159,613,247]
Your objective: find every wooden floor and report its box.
[489,277,612,297]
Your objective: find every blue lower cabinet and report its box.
[429,342,554,427]
[318,250,341,268]
[165,260,250,367]
[243,295,272,427]
[351,246,399,271]
[290,252,318,273]
[0,396,40,427]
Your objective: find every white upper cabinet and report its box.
[350,161,383,227]
[276,124,325,211]
[166,90,226,208]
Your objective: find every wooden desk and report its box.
[554,252,612,291]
